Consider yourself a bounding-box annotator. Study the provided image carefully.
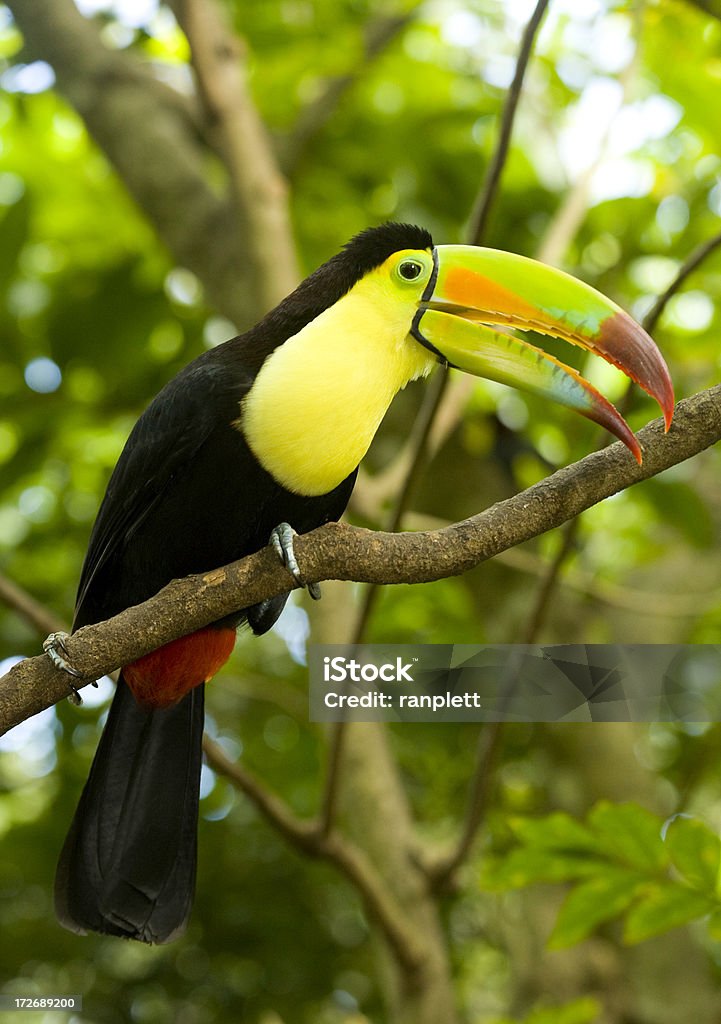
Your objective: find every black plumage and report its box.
[56,223,433,943]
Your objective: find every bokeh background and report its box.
[1,1,721,1021]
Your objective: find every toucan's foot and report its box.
[269,523,321,601]
[43,631,84,705]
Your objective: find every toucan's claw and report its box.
[43,631,84,705]
[270,523,322,600]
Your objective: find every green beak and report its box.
[412,245,674,463]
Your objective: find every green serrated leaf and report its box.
[587,801,667,872]
[623,883,714,944]
[510,812,599,851]
[548,868,644,949]
[481,847,601,890]
[664,816,721,893]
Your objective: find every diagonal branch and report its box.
[280,10,418,174]
[174,0,300,309]
[467,0,551,246]
[0,574,65,637]
[642,229,721,335]
[356,0,552,602]
[2,383,720,735]
[0,570,424,972]
[203,736,426,975]
[6,0,265,328]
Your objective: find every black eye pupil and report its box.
[399,261,422,280]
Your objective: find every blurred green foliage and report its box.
[1,0,721,1022]
[482,803,721,947]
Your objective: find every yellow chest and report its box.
[240,291,435,496]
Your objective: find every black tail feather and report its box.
[55,678,205,944]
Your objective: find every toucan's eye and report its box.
[398,260,423,281]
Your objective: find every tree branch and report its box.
[467,0,551,246]
[6,0,262,328]
[426,720,504,890]
[0,573,65,637]
[280,10,417,174]
[203,735,426,975]
[175,0,299,310]
[0,569,423,970]
[642,229,721,334]
[2,384,720,734]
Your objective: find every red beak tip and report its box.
[624,433,643,465]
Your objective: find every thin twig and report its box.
[331,0,551,847]
[426,721,505,890]
[521,517,580,644]
[317,718,348,840]
[643,228,721,334]
[349,0,552,647]
[467,0,551,246]
[0,572,65,637]
[281,9,418,174]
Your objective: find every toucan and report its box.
[47,223,673,943]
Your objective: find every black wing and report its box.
[74,354,250,627]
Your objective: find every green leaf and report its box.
[481,847,601,890]
[491,996,600,1024]
[548,869,645,949]
[587,801,667,872]
[664,815,721,893]
[623,883,715,944]
[509,812,599,851]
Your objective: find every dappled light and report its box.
[1,0,721,1022]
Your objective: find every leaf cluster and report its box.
[483,802,721,948]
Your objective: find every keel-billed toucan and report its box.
[49,223,673,943]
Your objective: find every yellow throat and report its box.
[240,259,436,496]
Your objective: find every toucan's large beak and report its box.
[412,245,674,464]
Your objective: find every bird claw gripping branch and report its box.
[270,522,322,600]
[43,631,84,705]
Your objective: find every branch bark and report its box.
[279,10,417,174]
[202,736,427,976]
[0,574,64,637]
[175,0,300,309]
[3,384,720,735]
[7,0,266,328]
[467,0,551,246]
